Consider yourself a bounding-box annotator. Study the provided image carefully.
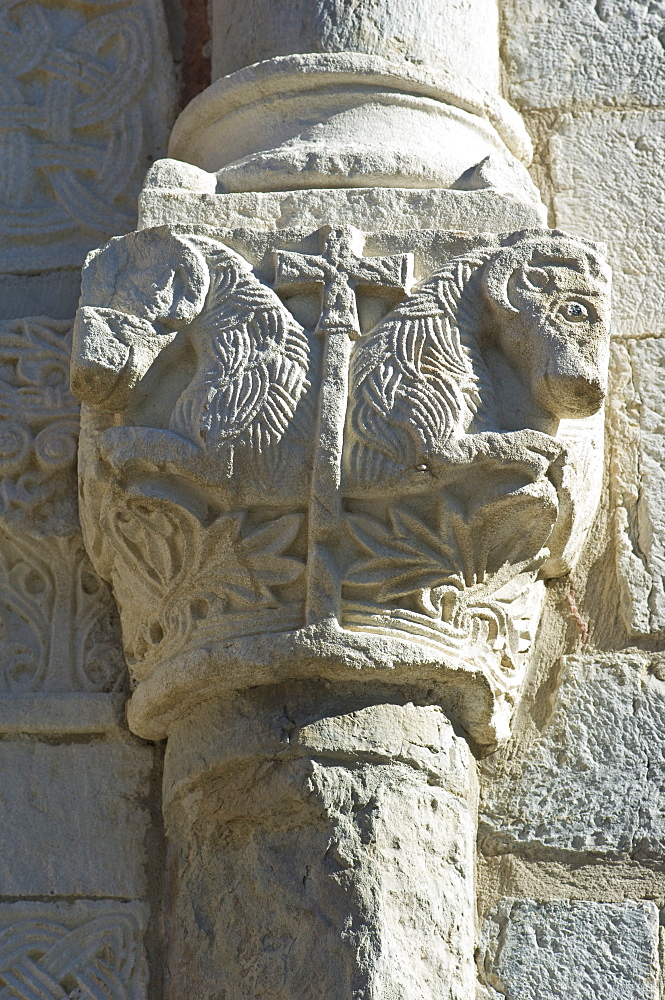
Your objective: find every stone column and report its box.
[69,2,612,998]
[211,0,500,90]
[162,687,477,1000]
[168,0,534,198]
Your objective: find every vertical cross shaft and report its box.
[274,226,412,625]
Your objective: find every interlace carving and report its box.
[0,317,78,535]
[0,0,172,269]
[0,909,144,1000]
[72,224,611,739]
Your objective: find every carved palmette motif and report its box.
[0,317,125,693]
[72,224,611,735]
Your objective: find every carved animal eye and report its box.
[560,301,589,322]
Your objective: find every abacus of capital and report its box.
[70,2,611,996]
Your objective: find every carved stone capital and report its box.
[71,223,610,751]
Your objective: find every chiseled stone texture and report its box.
[0,900,148,1000]
[0,0,175,272]
[0,739,156,896]
[480,651,665,856]
[503,0,665,110]
[212,0,500,91]
[610,337,665,635]
[549,110,665,339]
[164,699,478,1000]
[479,898,660,1000]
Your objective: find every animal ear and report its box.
[481,248,522,314]
[80,226,210,328]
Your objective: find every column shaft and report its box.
[212,0,500,93]
[163,688,478,1000]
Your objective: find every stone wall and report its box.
[0,1,663,997]
[477,3,665,996]
[0,1,176,995]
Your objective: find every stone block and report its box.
[503,0,665,110]
[610,337,665,635]
[549,111,665,340]
[139,182,548,235]
[0,740,157,896]
[0,0,175,273]
[479,898,659,1000]
[0,900,148,1000]
[0,693,126,735]
[480,651,665,856]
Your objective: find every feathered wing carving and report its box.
[347,252,495,484]
[170,244,311,477]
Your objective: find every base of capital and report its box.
[126,618,514,751]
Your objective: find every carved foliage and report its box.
[0,316,125,693]
[0,530,125,694]
[101,497,306,665]
[72,226,611,688]
[0,317,78,535]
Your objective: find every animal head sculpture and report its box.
[69,223,611,750]
[482,230,611,419]
[72,227,210,411]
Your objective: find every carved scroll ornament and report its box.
[71,224,611,746]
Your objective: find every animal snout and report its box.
[538,370,607,419]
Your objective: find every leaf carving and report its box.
[346,509,461,605]
[201,512,305,608]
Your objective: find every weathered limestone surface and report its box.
[0,900,149,1000]
[1,0,660,994]
[480,651,665,857]
[503,0,665,110]
[139,165,548,232]
[479,898,660,1000]
[70,222,611,752]
[168,53,534,196]
[610,337,665,635]
[0,0,176,275]
[549,111,665,340]
[163,693,477,1000]
[0,740,157,897]
[67,0,618,977]
[538,107,665,641]
[212,0,501,91]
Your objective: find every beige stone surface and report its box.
[71,223,610,749]
[480,651,665,856]
[163,694,477,1000]
[503,0,665,110]
[0,0,175,273]
[479,898,659,1000]
[139,172,548,233]
[0,900,148,1000]
[211,0,501,92]
[610,337,665,635]
[549,110,665,339]
[169,54,533,193]
[0,740,157,896]
[0,693,125,735]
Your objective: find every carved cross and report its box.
[274,226,413,624]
